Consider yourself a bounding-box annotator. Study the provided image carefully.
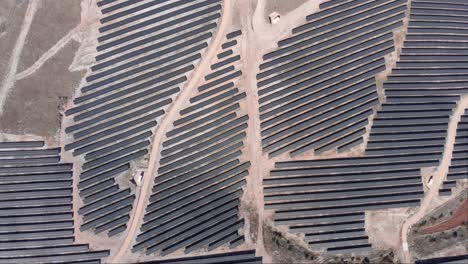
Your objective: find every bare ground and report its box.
[367,207,417,251]
[0,39,84,141]
[0,1,28,78]
[0,0,33,113]
[409,189,468,261]
[236,9,264,251]
[0,0,84,143]
[422,200,468,234]
[4,0,466,263]
[17,0,81,73]
[236,0,271,259]
[0,131,47,144]
[263,221,320,264]
[263,219,401,264]
[264,0,310,21]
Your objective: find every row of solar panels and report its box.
[0,141,109,263]
[133,30,249,256]
[266,156,428,253]
[261,0,468,254]
[365,0,468,157]
[64,0,223,236]
[439,109,468,195]
[0,140,262,263]
[256,0,407,158]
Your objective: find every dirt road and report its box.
[238,0,270,258]
[109,1,232,262]
[400,95,468,263]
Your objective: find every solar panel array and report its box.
[366,0,468,158]
[265,159,425,254]
[263,0,468,254]
[440,109,468,195]
[0,141,109,264]
[370,0,468,195]
[141,249,263,264]
[63,0,223,236]
[256,0,408,158]
[133,30,249,256]
[3,0,466,261]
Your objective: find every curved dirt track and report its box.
[109,1,232,262]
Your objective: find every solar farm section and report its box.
[0,141,110,263]
[261,0,468,255]
[64,0,223,237]
[0,0,467,263]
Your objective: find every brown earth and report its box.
[17,0,81,73]
[263,221,320,264]
[0,39,84,140]
[0,0,83,142]
[423,200,468,234]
